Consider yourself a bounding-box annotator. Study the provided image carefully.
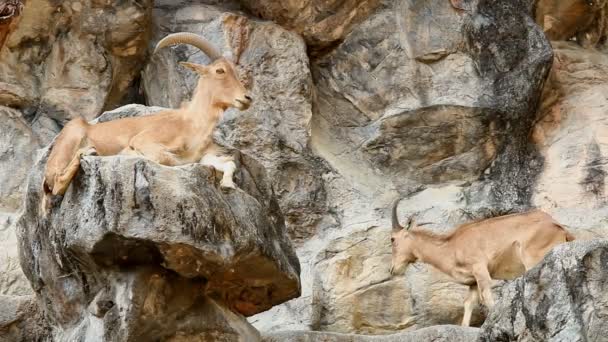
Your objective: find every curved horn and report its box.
[392,198,404,232]
[154,32,222,61]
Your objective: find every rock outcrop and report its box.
[16,105,300,341]
[479,240,608,341]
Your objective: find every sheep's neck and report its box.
[184,78,224,131]
[410,231,455,276]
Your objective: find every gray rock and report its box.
[263,325,479,342]
[0,295,50,342]
[479,240,608,342]
[16,104,300,341]
[312,0,552,208]
[144,2,328,242]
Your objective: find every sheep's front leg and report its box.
[461,285,478,327]
[201,154,237,189]
[472,264,495,308]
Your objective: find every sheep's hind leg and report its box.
[472,264,495,308]
[201,154,237,189]
[124,134,181,166]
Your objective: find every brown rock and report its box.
[535,0,608,48]
[238,0,381,53]
[0,0,152,127]
[0,0,23,50]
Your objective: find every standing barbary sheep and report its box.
[389,198,575,327]
[42,32,252,212]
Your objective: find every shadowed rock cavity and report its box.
[16,104,301,341]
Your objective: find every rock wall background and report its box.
[2,0,608,338]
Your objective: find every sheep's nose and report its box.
[244,95,253,102]
[389,265,394,276]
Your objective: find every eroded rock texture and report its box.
[0,295,50,342]
[479,240,608,341]
[312,0,551,206]
[16,105,300,341]
[532,42,608,231]
[263,325,479,342]
[0,0,152,129]
[238,0,381,53]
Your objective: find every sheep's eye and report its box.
[390,237,395,243]
[216,68,225,74]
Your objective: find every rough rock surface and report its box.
[0,295,50,342]
[263,325,479,342]
[145,2,328,243]
[16,104,300,341]
[313,0,551,195]
[0,106,40,296]
[479,240,608,341]
[238,0,381,53]
[532,42,608,230]
[0,0,152,129]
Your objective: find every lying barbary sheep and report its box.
[42,32,252,213]
[389,198,575,326]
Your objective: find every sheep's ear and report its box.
[179,62,207,74]
[407,216,416,230]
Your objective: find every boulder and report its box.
[479,240,608,341]
[144,2,328,242]
[263,325,479,342]
[16,104,300,341]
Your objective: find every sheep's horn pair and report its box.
[153,32,221,61]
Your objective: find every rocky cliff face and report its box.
[2,0,608,341]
